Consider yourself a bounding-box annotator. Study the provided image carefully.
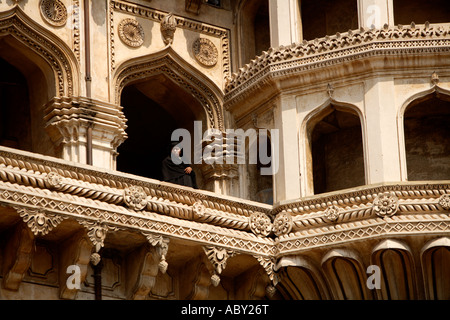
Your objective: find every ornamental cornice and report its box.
[224,23,450,108]
[0,147,448,258]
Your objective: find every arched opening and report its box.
[0,35,57,157]
[393,0,450,25]
[117,74,207,187]
[403,94,450,181]
[238,0,270,66]
[300,0,358,41]
[307,105,365,195]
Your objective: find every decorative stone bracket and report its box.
[203,245,236,287]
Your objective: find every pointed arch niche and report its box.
[113,47,224,187]
[401,89,450,181]
[0,7,79,157]
[304,101,366,195]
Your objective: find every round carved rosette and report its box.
[40,0,68,27]
[273,211,293,236]
[124,186,148,210]
[249,212,272,237]
[192,38,218,67]
[45,172,63,189]
[324,205,341,222]
[192,201,206,218]
[372,192,399,217]
[118,19,145,47]
[438,194,450,210]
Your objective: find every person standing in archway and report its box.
[161,144,198,189]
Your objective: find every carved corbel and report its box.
[77,219,117,252]
[203,246,236,287]
[181,254,215,300]
[126,244,161,300]
[59,231,93,299]
[2,222,35,291]
[143,232,170,274]
[254,255,278,295]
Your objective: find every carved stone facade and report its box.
[0,0,449,301]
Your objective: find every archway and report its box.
[237,0,270,66]
[117,74,207,185]
[114,48,223,189]
[393,0,450,25]
[300,0,358,41]
[403,93,450,181]
[306,104,365,195]
[0,7,79,157]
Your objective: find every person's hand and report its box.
[184,167,193,174]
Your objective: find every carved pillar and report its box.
[268,0,302,46]
[200,163,239,197]
[1,222,35,291]
[358,0,394,29]
[272,95,301,202]
[44,97,127,170]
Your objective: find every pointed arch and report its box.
[113,46,224,131]
[300,97,367,195]
[398,85,450,181]
[0,7,80,98]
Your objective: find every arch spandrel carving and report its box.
[113,46,224,131]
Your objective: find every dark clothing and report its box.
[161,156,198,189]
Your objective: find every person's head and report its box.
[171,146,181,157]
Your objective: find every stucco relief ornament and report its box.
[124,186,148,210]
[44,172,63,189]
[160,13,177,45]
[193,38,218,67]
[17,207,66,236]
[273,211,293,236]
[118,19,144,47]
[372,192,399,217]
[438,194,450,210]
[39,0,68,27]
[249,212,272,237]
[324,205,341,222]
[192,200,206,218]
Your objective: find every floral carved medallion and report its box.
[118,19,144,47]
[40,0,68,27]
[192,38,218,67]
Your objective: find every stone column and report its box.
[44,97,127,170]
[358,0,394,29]
[272,95,301,203]
[268,0,302,47]
[364,77,402,184]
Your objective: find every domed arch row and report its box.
[274,237,450,300]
